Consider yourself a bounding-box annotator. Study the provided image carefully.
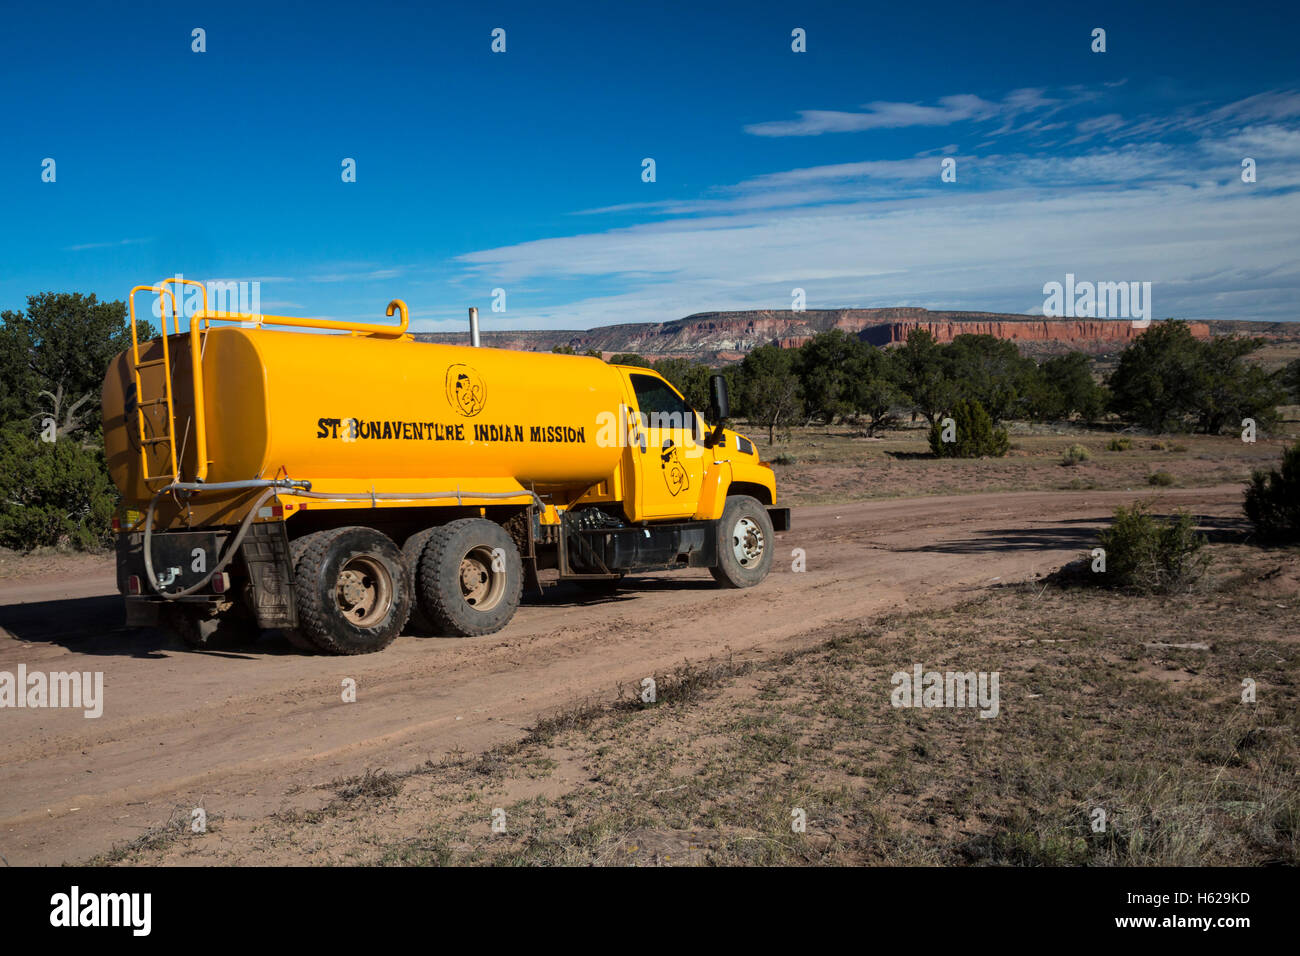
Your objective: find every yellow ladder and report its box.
[127,285,182,490]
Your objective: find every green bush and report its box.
[1061,444,1091,466]
[1107,437,1132,451]
[1244,440,1300,543]
[1148,471,1176,487]
[928,399,1009,458]
[0,426,117,550]
[1096,502,1209,593]
[1109,321,1285,434]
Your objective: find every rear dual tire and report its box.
[401,528,440,635]
[415,519,523,637]
[287,527,412,655]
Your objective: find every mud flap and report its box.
[124,598,162,627]
[241,522,297,629]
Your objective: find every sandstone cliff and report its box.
[415,308,1270,363]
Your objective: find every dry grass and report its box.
[754,421,1299,507]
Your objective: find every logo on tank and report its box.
[445,364,487,418]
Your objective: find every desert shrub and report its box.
[772,453,798,466]
[1244,440,1300,543]
[1061,444,1091,466]
[1095,502,1208,593]
[1107,437,1132,451]
[928,399,1009,458]
[1148,471,1176,487]
[0,426,117,550]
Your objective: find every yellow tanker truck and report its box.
[101,279,790,654]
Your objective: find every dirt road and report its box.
[0,485,1246,865]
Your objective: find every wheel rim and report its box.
[731,516,765,568]
[336,555,392,627]
[459,545,506,612]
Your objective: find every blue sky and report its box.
[2,0,1298,332]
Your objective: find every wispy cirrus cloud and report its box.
[63,237,151,252]
[744,87,1081,137]
[574,159,942,218]
[1106,89,1300,142]
[304,267,405,283]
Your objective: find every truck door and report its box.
[619,370,707,521]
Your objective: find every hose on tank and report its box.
[143,485,280,599]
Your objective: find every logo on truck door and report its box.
[445,364,487,417]
[662,441,689,496]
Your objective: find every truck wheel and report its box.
[401,528,439,635]
[281,536,322,652]
[710,495,775,589]
[418,518,522,637]
[165,603,260,650]
[291,527,412,655]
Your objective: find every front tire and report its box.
[417,518,522,637]
[710,495,775,589]
[291,527,412,655]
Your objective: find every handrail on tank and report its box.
[158,277,208,329]
[193,299,409,337]
[129,284,180,337]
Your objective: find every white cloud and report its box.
[305,267,405,283]
[63,237,151,252]
[443,88,1300,329]
[744,88,1070,137]
[451,178,1299,328]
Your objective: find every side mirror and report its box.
[707,374,729,447]
[709,373,730,422]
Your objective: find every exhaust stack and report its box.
[468,307,481,348]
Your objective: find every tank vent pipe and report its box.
[468,307,481,348]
